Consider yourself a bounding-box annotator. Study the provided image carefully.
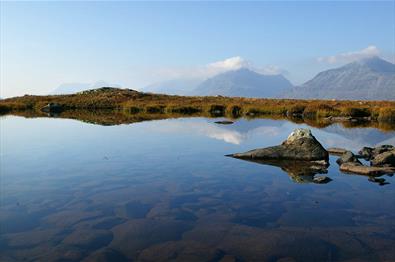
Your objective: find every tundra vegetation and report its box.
[1,87,395,130]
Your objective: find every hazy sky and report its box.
[1,1,394,98]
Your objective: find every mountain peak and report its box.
[192,67,293,98]
[349,56,395,73]
[225,67,255,74]
[283,56,395,100]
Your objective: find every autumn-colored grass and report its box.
[1,87,395,123]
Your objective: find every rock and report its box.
[358,145,394,160]
[358,147,373,159]
[325,116,352,122]
[371,150,395,167]
[214,120,234,125]
[338,148,395,175]
[336,151,362,166]
[313,176,332,184]
[228,128,328,163]
[327,147,348,155]
[340,163,395,176]
[367,177,389,186]
[372,145,394,157]
[368,177,386,183]
[41,103,63,113]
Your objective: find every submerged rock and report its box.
[327,147,348,156]
[228,128,328,163]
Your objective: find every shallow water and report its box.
[1,115,394,261]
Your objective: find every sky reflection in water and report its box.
[1,116,394,261]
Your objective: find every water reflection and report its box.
[1,115,394,261]
[6,109,395,131]
[235,158,331,184]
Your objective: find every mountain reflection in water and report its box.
[0,114,394,261]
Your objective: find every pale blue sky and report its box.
[1,1,394,97]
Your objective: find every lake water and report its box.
[1,115,395,261]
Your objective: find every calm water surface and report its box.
[1,116,395,261]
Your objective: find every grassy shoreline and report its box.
[1,87,395,122]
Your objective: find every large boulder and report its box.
[228,128,328,163]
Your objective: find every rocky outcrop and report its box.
[228,128,328,163]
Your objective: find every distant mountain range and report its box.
[52,56,394,100]
[142,56,394,100]
[284,57,395,100]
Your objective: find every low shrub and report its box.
[341,107,371,117]
[146,105,165,113]
[209,105,226,116]
[377,107,395,122]
[287,104,306,116]
[170,106,201,114]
